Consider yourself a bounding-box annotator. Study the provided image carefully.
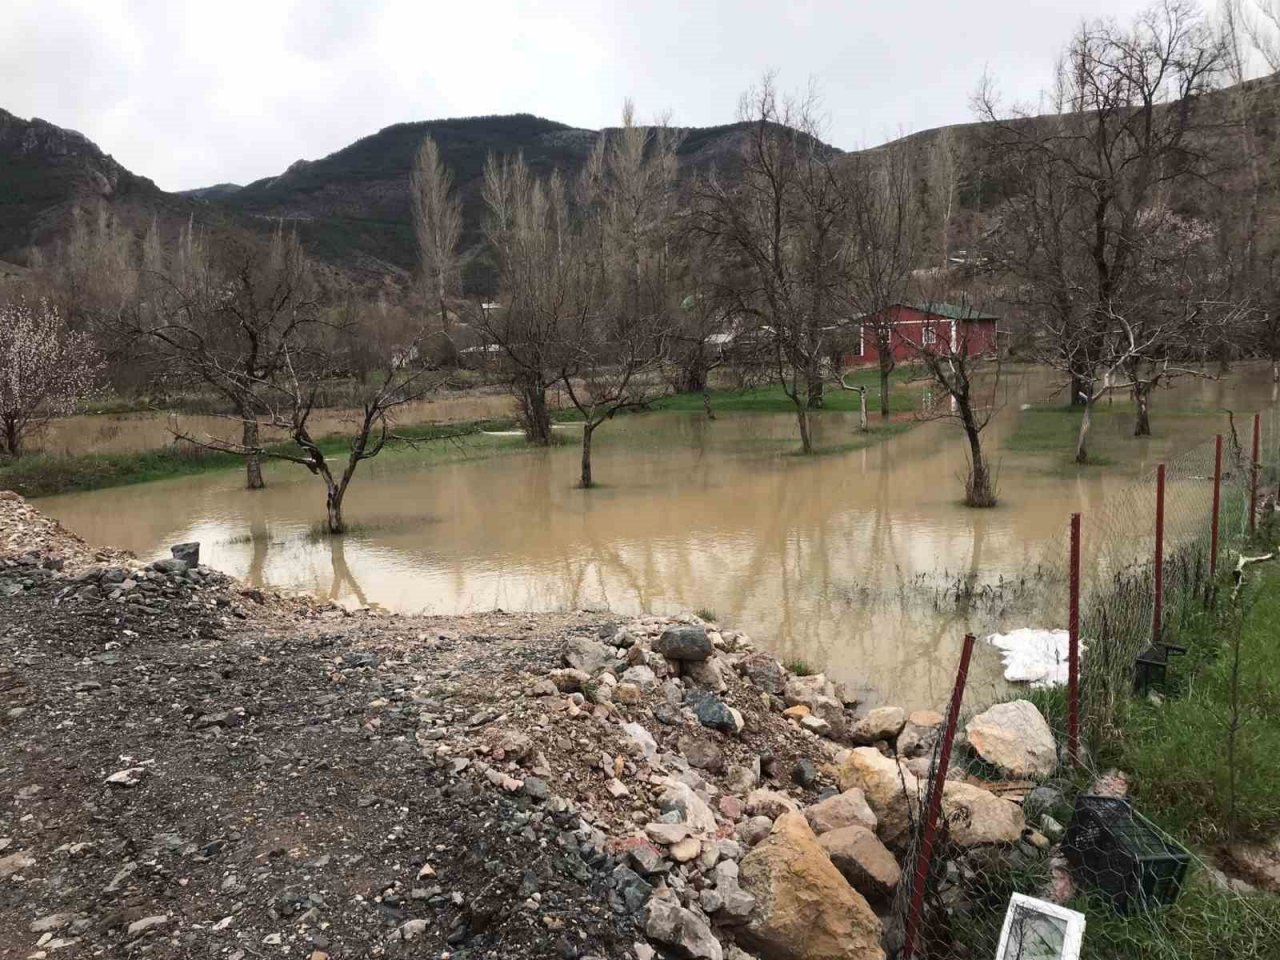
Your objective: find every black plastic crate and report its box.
[1062,795,1190,913]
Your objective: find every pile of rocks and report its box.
[420,617,1062,960]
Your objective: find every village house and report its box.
[838,301,999,369]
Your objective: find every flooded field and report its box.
[38,367,1279,708]
[35,391,519,456]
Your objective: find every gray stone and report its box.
[523,776,550,801]
[896,709,944,758]
[643,897,723,960]
[149,557,188,574]
[127,915,169,936]
[739,653,786,695]
[620,665,658,690]
[791,759,818,787]
[725,763,758,794]
[612,864,653,914]
[683,657,728,693]
[656,626,713,662]
[737,816,775,848]
[170,542,200,566]
[686,690,739,735]
[849,706,906,746]
[562,636,617,676]
[678,734,725,772]
[804,788,877,835]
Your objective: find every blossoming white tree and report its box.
[0,298,101,458]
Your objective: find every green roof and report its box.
[911,301,998,321]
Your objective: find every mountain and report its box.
[5,71,1278,293]
[0,108,249,268]
[195,113,826,286]
[176,182,243,201]
[0,108,161,259]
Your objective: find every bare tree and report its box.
[1243,0,1280,68]
[843,141,922,418]
[480,155,574,445]
[978,0,1226,462]
[0,298,101,457]
[899,298,1005,506]
[177,318,449,534]
[695,75,852,453]
[411,136,463,335]
[564,103,680,487]
[143,226,323,488]
[927,127,965,271]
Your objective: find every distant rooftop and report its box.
[910,301,998,321]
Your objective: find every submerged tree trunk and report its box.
[1075,399,1093,465]
[878,349,893,418]
[243,416,265,490]
[858,389,868,432]
[702,387,716,421]
[795,405,813,455]
[518,380,553,445]
[325,481,346,535]
[1133,382,1152,437]
[580,421,596,488]
[962,415,996,507]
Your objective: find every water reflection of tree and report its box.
[245,516,270,586]
[328,535,370,608]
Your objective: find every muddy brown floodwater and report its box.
[38,367,1280,709]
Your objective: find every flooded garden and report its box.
[36,366,1279,707]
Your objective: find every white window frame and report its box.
[922,325,937,347]
[994,893,1086,960]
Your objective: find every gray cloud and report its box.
[2,0,1158,191]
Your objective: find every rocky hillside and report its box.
[0,109,245,269]
[193,114,826,285]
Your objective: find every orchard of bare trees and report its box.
[3,0,1279,521]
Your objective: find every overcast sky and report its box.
[5,0,1163,192]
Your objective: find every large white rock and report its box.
[964,700,1058,777]
[659,780,719,835]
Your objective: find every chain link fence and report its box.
[882,407,1280,959]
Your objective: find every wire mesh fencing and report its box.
[878,407,1280,959]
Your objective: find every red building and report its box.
[839,302,999,369]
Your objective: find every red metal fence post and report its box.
[1250,413,1261,535]
[1068,512,1081,767]
[901,632,976,960]
[1211,434,1223,579]
[1153,464,1166,645]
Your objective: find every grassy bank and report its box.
[0,419,521,499]
[1008,402,1229,468]
[1118,561,1280,846]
